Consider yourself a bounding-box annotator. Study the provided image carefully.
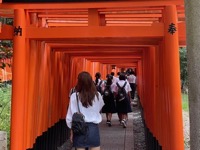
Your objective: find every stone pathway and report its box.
[100,112,134,150]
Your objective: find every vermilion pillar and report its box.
[149,46,156,134]
[137,60,142,104]
[11,9,27,150]
[163,5,184,150]
[154,45,162,143]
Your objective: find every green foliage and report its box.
[182,93,189,112]
[0,85,11,148]
[179,47,188,92]
[0,17,13,25]
[0,41,13,70]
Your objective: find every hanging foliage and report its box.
[0,41,13,70]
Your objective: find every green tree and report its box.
[0,17,13,70]
[0,17,13,25]
[179,47,188,93]
[0,86,11,149]
[0,41,13,70]
[0,18,13,149]
[0,41,12,149]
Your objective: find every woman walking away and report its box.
[94,72,104,94]
[114,73,132,128]
[101,74,116,127]
[66,71,104,150]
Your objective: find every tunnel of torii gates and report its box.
[0,0,187,150]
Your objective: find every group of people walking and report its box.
[65,70,136,150]
[94,70,137,128]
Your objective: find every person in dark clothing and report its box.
[101,74,116,127]
[114,73,132,128]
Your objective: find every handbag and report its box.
[57,138,73,150]
[71,93,88,135]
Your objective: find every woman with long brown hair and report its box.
[66,71,104,150]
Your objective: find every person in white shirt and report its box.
[127,70,137,99]
[66,71,104,150]
[110,72,118,84]
[115,72,120,83]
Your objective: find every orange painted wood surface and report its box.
[162,5,184,150]
[0,1,185,150]
[0,1,184,9]
[0,59,12,81]
[10,9,27,150]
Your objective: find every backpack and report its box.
[71,93,88,135]
[116,82,127,101]
[103,85,112,98]
[96,80,103,94]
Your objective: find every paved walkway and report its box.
[71,96,144,150]
[99,113,134,150]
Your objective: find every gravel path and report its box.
[183,111,190,150]
[132,101,190,150]
[132,103,146,150]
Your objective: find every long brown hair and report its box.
[75,71,98,107]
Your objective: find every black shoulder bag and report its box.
[71,93,88,135]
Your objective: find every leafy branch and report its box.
[0,100,11,120]
[179,47,188,92]
[0,42,13,70]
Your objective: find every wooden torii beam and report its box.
[0,1,184,9]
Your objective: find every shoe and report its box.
[120,121,123,126]
[107,120,112,127]
[118,119,122,125]
[121,120,127,128]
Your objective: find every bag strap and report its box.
[116,82,127,89]
[122,82,127,89]
[116,82,120,88]
[99,80,103,86]
[76,92,81,113]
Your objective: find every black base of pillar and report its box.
[27,119,69,150]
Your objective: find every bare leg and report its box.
[106,113,109,120]
[124,113,128,121]
[77,148,85,150]
[121,113,127,128]
[107,113,112,121]
[90,146,100,150]
[106,113,111,126]
[106,113,112,126]
[118,113,122,122]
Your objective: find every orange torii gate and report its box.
[0,0,185,150]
